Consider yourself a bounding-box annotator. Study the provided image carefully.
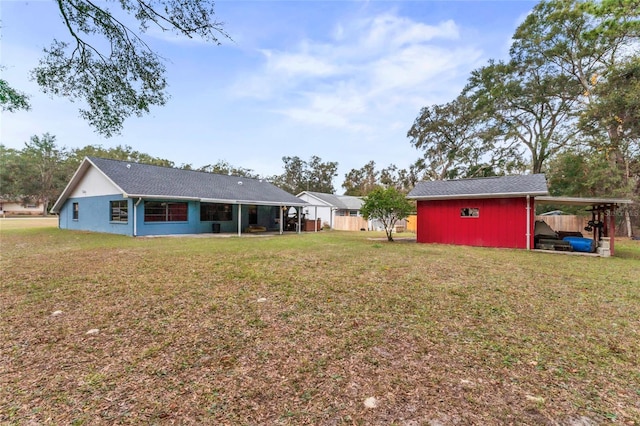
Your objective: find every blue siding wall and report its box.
[59,195,134,235]
[58,197,283,236]
[135,200,198,236]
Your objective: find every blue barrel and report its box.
[562,236,595,253]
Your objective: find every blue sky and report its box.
[1,0,536,192]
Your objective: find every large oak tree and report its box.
[13,0,229,136]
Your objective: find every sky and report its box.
[1,0,537,193]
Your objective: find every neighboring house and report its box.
[296,191,364,230]
[407,174,631,255]
[51,157,308,236]
[0,198,46,216]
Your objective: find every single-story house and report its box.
[51,157,308,236]
[0,198,46,216]
[407,174,632,256]
[296,191,364,230]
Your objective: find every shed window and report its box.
[200,203,232,221]
[110,200,128,222]
[461,207,479,218]
[73,202,79,220]
[144,202,188,222]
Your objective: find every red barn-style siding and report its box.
[416,197,535,249]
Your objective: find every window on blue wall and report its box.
[460,207,479,218]
[110,200,128,222]
[73,202,79,220]
[144,202,188,222]
[200,203,233,221]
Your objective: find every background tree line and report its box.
[1,135,414,213]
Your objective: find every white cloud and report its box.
[230,10,478,132]
[357,14,459,51]
[263,49,337,77]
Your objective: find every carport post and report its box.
[609,205,616,256]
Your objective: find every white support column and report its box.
[297,207,302,234]
[237,204,242,236]
[133,197,142,237]
[279,206,284,235]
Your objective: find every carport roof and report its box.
[536,196,632,206]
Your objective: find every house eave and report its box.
[296,191,334,207]
[407,191,549,201]
[129,195,308,207]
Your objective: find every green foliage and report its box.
[1,138,184,213]
[465,59,582,174]
[0,78,30,112]
[29,0,229,137]
[580,55,640,159]
[360,187,414,241]
[1,134,70,214]
[408,93,525,178]
[342,161,423,195]
[270,155,338,195]
[547,149,630,198]
[68,144,175,169]
[342,160,379,196]
[196,160,260,178]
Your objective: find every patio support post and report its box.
[297,206,302,234]
[238,204,242,236]
[133,197,142,237]
[279,206,284,235]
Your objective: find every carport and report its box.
[535,196,633,256]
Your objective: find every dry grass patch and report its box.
[1,227,639,425]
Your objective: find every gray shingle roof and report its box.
[301,191,363,210]
[407,174,548,199]
[89,157,307,205]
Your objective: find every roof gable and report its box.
[298,191,363,210]
[407,174,549,200]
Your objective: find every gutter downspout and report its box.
[526,195,531,250]
[134,197,142,237]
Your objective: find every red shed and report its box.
[407,175,548,249]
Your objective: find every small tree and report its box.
[361,187,414,242]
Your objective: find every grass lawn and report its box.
[1,222,639,425]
